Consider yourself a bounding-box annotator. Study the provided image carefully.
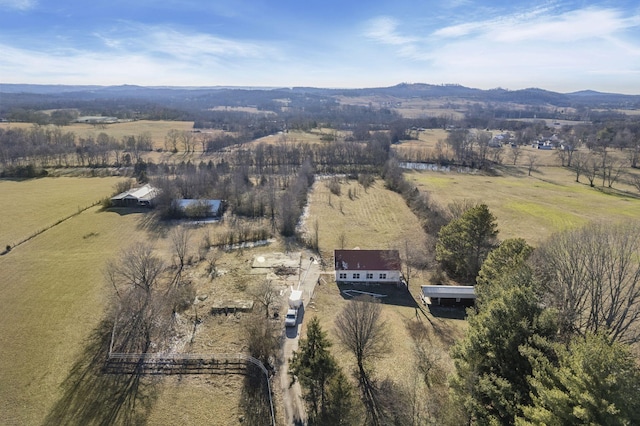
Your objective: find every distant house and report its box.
[334,249,402,284]
[420,285,476,307]
[176,199,224,218]
[110,184,158,207]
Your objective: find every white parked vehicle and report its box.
[284,308,298,327]
[285,288,303,327]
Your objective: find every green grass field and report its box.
[0,202,153,425]
[407,165,640,246]
[0,177,124,247]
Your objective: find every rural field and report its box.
[0,194,147,425]
[0,177,260,425]
[407,166,640,246]
[0,177,123,247]
[3,128,640,424]
[0,120,195,150]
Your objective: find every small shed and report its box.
[420,285,476,307]
[334,249,402,284]
[110,184,158,207]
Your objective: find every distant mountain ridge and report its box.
[1,83,639,109]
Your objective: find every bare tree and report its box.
[105,243,171,354]
[337,231,347,250]
[630,173,640,194]
[584,154,600,187]
[179,130,195,153]
[534,221,640,344]
[170,226,191,273]
[165,129,180,152]
[572,151,586,183]
[251,279,279,319]
[526,153,538,176]
[312,218,320,253]
[244,311,280,365]
[603,157,623,188]
[335,296,390,426]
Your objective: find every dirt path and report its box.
[278,253,321,425]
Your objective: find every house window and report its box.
[366,273,374,279]
[352,273,360,279]
[339,273,347,280]
[379,273,387,280]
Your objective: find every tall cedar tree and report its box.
[436,203,499,281]
[519,333,640,425]
[289,317,338,423]
[450,270,557,424]
[290,317,358,425]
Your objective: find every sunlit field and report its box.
[0,120,195,149]
[0,204,152,425]
[407,166,640,246]
[0,176,124,247]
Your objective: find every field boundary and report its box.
[105,351,276,426]
[2,200,101,254]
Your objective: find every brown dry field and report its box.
[298,178,467,409]
[0,176,285,425]
[0,120,196,149]
[250,128,350,147]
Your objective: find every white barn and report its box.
[110,184,158,208]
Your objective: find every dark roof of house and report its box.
[334,249,401,271]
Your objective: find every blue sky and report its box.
[1,0,639,93]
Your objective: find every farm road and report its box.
[279,253,321,425]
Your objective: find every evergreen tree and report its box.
[476,238,533,304]
[290,317,355,424]
[450,272,557,424]
[436,203,499,281]
[519,333,640,426]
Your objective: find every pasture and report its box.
[305,178,427,262]
[0,201,151,425]
[0,176,123,247]
[0,175,299,425]
[0,177,256,425]
[0,120,195,149]
[407,166,640,246]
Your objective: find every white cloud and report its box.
[359,6,640,93]
[365,16,417,46]
[92,23,276,63]
[432,6,638,44]
[0,0,36,11]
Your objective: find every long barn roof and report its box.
[421,285,476,299]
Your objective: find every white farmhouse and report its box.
[334,249,402,284]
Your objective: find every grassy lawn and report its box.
[0,176,124,247]
[407,166,640,246]
[0,204,153,425]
